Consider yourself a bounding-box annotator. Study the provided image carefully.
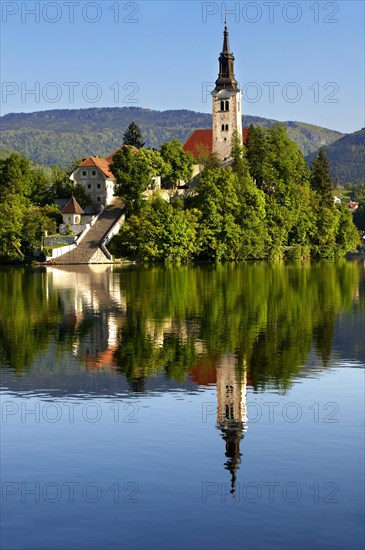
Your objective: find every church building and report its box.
[184,23,248,162]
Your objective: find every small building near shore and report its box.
[62,196,84,225]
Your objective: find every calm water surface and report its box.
[1,262,364,550]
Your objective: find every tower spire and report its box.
[211,22,243,161]
[213,22,239,92]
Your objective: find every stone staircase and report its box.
[50,200,124,265]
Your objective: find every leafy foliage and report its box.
[110,125,360,262]
[110,146,169,215]
[160,139,194,188]
[310,148,334,208]
[0,154,59,259]
[113,197,198,262]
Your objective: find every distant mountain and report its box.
[306,129,365,185]
[0,107,344,168]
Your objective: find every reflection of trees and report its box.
[0,261,361,385]
[114,261,360,390]
[114,306,198,386]
[0,268,62,372]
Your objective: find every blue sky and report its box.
[1,0,364,133]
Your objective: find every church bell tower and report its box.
[212,23,243,162]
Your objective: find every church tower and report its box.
[212,23,243,162]
[216,354,247,496]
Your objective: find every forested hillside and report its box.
[306,129,365,184]
[1,107,343,168]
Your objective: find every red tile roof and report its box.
[78,156,115,179]
[183,128,249,158]
[77,146,139,178]
[62,196,84,215]
[183,129,212,157]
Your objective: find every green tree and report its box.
[123,121,145,148]
[114,197,199,262]
[334,204,360,255]
[0,194,26,258]
[160,139,194,188]
[230,131,270,258]
[21,205,57,257]
[353,204,365,231]
[137,148,172,186]
[110,147,168,215]
[245,124,269,188]
[310,148,334,208]
[194,168,242,260]
[110,146,150,215]
[0,153,62,259]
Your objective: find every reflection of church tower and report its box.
[216,354,247,496]
[211,22,243,162]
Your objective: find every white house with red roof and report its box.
[70,155,116,207]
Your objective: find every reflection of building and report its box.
[46,265,126,370]
[189,354,248,497]
[216,354,247,496]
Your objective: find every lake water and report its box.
[1,261,364,550]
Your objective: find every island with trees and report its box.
[0,122,361,263]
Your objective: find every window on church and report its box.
[221,124,225,131]
[225,124,229,131]
[225,100,229,111]
[225,404,235,420]
[220,100,224,111]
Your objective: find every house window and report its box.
[91,170,96,176]
[97,184,101,189]
[82,170,87,177]
[87,184,91,189]
[97,197,101,202]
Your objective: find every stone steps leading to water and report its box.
[50,200,124,264]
